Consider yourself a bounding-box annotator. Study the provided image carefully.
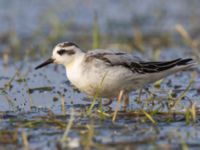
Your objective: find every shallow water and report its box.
[0,47,200,149]
[1,0,200,149]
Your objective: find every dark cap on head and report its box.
[59,42,79,48]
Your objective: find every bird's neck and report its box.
[65,51,86,88]
[65,51,85,70]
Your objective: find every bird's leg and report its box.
[135,88,143,103]
[112,90,124,122]
[122,93,129,112]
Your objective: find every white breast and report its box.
[65,51,150,98]
[66,57,84,89]
[66,57,138,98]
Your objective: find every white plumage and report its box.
[35,41,195,99]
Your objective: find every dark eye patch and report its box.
[57,49,75,55]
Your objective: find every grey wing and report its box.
[85,49,141,64]
[85,49,194,74]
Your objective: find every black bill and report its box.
[35,58,54,70]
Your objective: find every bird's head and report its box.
[35,41,81,69]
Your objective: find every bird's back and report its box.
[72,49,195,97]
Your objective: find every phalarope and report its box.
[35,41,195,101]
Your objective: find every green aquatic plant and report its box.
[80,124,95,150]
[87,72,108,116]
[60,108,75,142]
[133,26,144,52]
[173,71,196,108]
[142,110,157,125]
[61,95,67,116]
[92,12,101,49]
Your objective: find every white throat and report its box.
[65,52,86,89]
[65,51,85,69]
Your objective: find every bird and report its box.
[35,41,195,106]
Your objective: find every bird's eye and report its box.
[57,49,67,55]
[57,49,75,55]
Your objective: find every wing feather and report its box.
[85,49,193,74]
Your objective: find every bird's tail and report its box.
[140,58,196,85]
[140,58,196,72]
[161,58,196,71]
